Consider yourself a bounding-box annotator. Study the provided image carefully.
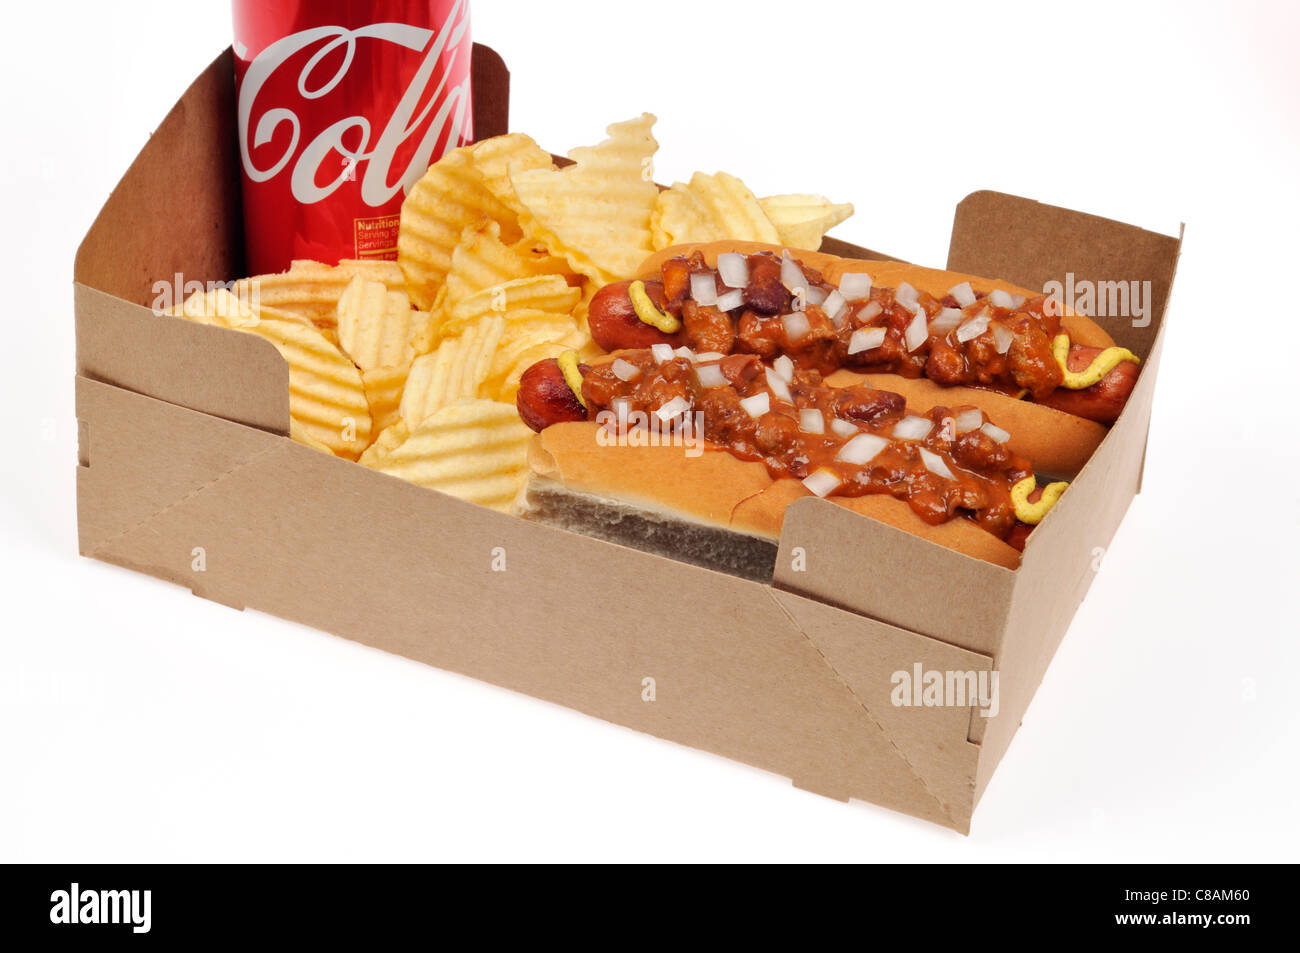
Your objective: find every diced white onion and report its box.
[830,418,859,438]
[695,363,727,388]
[839,272,873,300]
[836,433,890,465]
[928,307,964,336]
[821,289,847,325]
[674,346,695,361]
[848,326,887,355]
[650,343,674,364]
[919,447,955,480]
[655,396,689,422]
[1009,293,1025,308]
[895,281,919,309]
[954,408,984,433]
[765,367,792,403]
[802,468,842,498]
[948,281,976,308]
[715,289,744,312]
[717,253,748,288]
[773,354,794,384]
[780,252,806,292]
[611,358,641,382]
[740,392,770,418]
[694,351,727,362]
[980,421,1010,444]
[992,322,1014,354]
[804,285,828,307]
[857,300,883,322]
[988,288,1014,309]
[690,272,718,306]
[892,415,932,440]
[782,311,811,342]
[955,313,991,343]
[799,409,824,434]
[904,308,929,352]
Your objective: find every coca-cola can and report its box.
[232,0,473,275]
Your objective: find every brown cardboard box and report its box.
[73,47,1181,833]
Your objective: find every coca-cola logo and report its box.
[236,0,471,207]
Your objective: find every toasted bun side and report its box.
[529,422,774,531]
[638,240,1115,349]
[729,479,1023,570]
[824,369,1105,480]
[529,421,1023,570]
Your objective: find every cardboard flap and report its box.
[75,284,290,435]
[773,499,1016,655]
[947,191,1181,358]
[772,590,991,827]
[75,48,245,302]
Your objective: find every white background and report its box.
[1,0,1296,861]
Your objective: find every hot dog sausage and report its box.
[587,280,686,352]
[516,357,589,432]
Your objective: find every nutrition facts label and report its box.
[353,214,400,259]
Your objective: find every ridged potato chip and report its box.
[758,193,854,250]
[509,114,660,285]
[399,316,506,429]
[372,399,533,512]
[336,276,425,371]
[234,259,407,329]
[176,289,372,459]
[439,275,582,340]
[435,220,576,314]
[483,318,585,397]
[358,421,410,469]
[492,339,580,400]
[466,133,554,217]
[361,364,410,434]
[650,171,780,248]
[290,419,335,454]
[398,147,522,310]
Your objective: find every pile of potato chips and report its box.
[172,114,852,512]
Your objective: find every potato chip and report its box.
[466,133,554,217]
[358,421,410,469]
[398,147,522,310]
[484,318,585,396]
[651,171,780,248]
[399,315,506,429]
[362,363,410,434]
[176,288,372,459]
[509,114,659,284]
[290,419,335,454]
[758,194,854,250]
[492,339,579,401]
[435,220,576,314]
[234,259,407,329]
[372,399,533,511]
[438,275,582,340]
[336,276,424,370]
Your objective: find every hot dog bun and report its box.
[518,421,1023,579]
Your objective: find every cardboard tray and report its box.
[73,46,1182,833]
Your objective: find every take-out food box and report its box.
[74,47,1181,833]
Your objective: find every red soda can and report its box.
[231,0,473,274]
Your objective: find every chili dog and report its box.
[515,345,1068,575]
[583,242,1140,469]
